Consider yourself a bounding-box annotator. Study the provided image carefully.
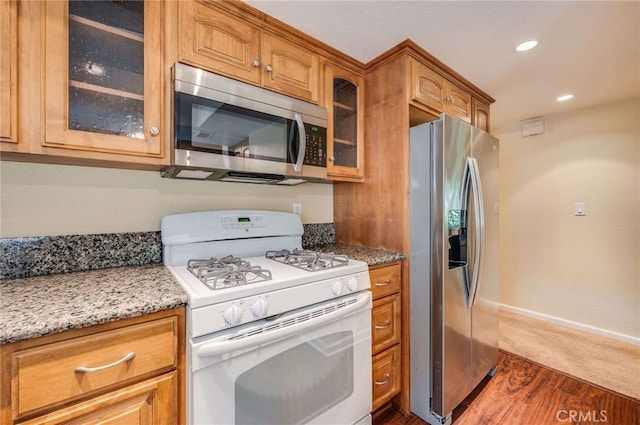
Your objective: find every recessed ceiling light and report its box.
[516,40,538,52]
[556,94,574,102]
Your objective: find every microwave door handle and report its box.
[290,114,306,172]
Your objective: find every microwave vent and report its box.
[195,131,216,139]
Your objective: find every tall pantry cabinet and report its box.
[334,40,494,414]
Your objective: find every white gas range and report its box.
[162,210,372,425]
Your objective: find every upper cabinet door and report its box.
[0,0,18,146]
[445,81,471,122]
[325,62,365,181]
[179,1,261,85]
[178,1,319,104]
[260,33,319,103]
[472,98,490,132]
[411,59,447,112]
[43,0,164,159]
[410,57,472,123]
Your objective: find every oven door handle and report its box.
[197,293,371,358]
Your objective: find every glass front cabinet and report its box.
[324,62,365,181]
[39,0,165,164]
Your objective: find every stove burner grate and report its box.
[265,249,349,272]
[187,256,272,290]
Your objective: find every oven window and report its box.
[235,331,354,425]
[175,92,289,162]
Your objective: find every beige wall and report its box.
[0,161,334,237]
[495,97,640,339]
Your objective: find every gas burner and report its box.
[187,256,272,290]
[265,249,349,272]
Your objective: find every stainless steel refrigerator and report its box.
[409,114,499,425]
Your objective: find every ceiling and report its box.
[244,0,640,129]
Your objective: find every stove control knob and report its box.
[223,305,243,326]
[331,281,343,296]
[251,298,269,318]
[347,277,358,292]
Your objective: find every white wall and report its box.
[495,97,640,340]
[0,161,334,237]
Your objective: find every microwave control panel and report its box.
[304,124,327,167]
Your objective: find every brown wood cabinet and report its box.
[179,0,319,104]
[2,0,171,168]
[369,262,402,412]
[0,0,18,147]
[410,57,472,123]
[473,97,491,132]
[324,61,365,181]
[0,308,185,425]
[335,40,494,414]
[41,0,165,162]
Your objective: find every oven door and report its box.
[188,291,372,425]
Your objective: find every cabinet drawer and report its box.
[19,372,177,425]
[372,344,401,411]
[369,263,401,299]
[371,294,401,354]
[12,317,177,417]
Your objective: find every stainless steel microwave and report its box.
[162,63,328,185]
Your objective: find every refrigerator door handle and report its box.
[467,156,484,308]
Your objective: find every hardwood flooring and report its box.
[374,351,639,425]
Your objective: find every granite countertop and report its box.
[310,243,406,266]
[0,265,187,344]
[0,241,403,346]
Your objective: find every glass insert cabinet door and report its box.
[43,0,163,158]
[325,63,364,181]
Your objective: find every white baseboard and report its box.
[499,303,640,346]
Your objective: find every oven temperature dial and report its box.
[251,298,269,318]
[331,281,343,296]
[223,305,243,326]
[347,277,358,292]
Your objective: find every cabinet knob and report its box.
[252,59,260,68]
[329,155,335,162]
[265,64,273,72]
[149,126,160,136]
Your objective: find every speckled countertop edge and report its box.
[309,243,406,266]
[0,236,403,345]
[0,265,187,344]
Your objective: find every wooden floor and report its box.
[374,351,640,425]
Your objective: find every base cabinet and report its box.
[0,308,185,425]
[369,262,402,412]
[20,373,177,425]
[372,344,401,412]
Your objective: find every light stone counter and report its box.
[0,265,187,344]
[309,244,406,266]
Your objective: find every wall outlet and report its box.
[293,203,302,216]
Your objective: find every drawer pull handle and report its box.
[375,374,391,385]
[375,320,392,329]
[374,279,392,287]
[75,352,135,373]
